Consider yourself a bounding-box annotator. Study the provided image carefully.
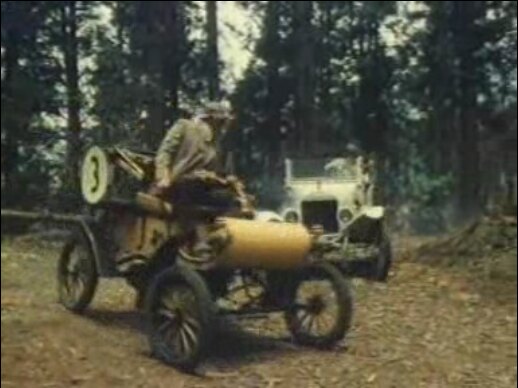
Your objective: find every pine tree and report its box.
[1,1,61,208]
[206,1,220,100]
[60,1,82,193]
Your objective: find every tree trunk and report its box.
[457,105,481,220]
[169,1,186,121]
[348,2,357,58]
[143,2,166,148]
[168,1,182,124]
[293,1,316,157]
[264,1,282,176]
[2,2,21,208]
[115,1,126,51]
[206,1,220,100]
[62,1,82,194]
[319,2,333,110]
[143,1,183,147]
[454,1,484,221]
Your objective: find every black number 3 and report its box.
[90,156,100,194]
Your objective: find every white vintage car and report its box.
[256,156,392,281]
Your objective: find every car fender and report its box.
[361,206,385,220]
[254,210,284,223]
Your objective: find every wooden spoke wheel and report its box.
[285,263,353,348]
[146,265,214,371]
[57,235,98,313]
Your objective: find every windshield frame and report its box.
[286,158,360,182]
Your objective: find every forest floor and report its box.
[1,229,517,388]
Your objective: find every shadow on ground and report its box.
[83,308,299,369]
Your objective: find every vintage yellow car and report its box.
[58,146,354,370]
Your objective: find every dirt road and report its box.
[2,237,516,388]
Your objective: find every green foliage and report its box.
[1,1,63,208]
[234,1,516,228]
[91,1,212,150]
[1,1,516,223]
[390,149,455,233]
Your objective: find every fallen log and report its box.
[1,209,84,224]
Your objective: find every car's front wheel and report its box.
[285,263,353,348]
[146,265,215,371]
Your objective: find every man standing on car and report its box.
[131,101,236,308]
[153,101,234,194]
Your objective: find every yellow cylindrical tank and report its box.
[215,218,313,269]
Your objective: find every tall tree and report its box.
[261,1,283,175]
[292,1,316,156]
[349,2,396,158]
[93,1,212,149]
[419,1,494,220]
[454,1,487,219]
[93,1,149,146]
[131,1,189,147]
[1,1,22,207]
[1,1,60,208]
[206,1,220,100]
[60,1,82,193]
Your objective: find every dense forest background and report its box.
[1,1,516,232]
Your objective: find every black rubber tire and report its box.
[372,233,393,282]
[57,234,99,313]
[145,265,214,371]
[285,263,353,348]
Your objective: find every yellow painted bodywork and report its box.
[111,212,314,271]
[113,214,181,261]
[216,218,313,269]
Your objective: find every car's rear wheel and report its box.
[57,234,98,313]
